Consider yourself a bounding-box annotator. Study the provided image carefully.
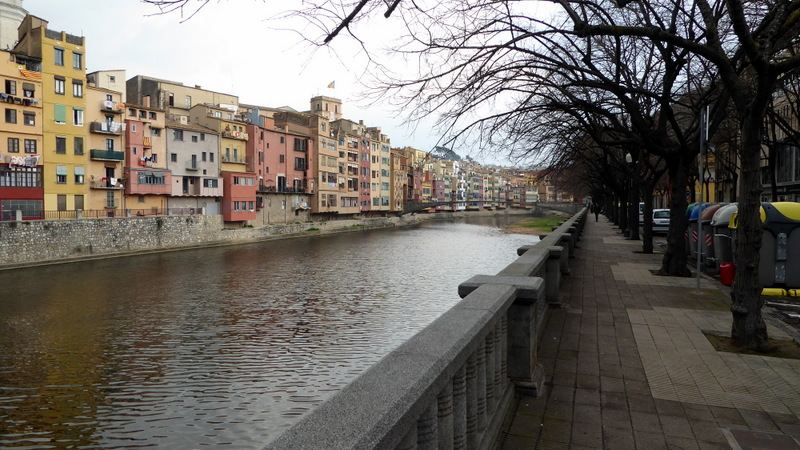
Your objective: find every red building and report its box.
[124,105,171,211]
[0,156,43,220]
[221,172,257,222]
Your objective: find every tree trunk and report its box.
[730,116,768,350]
[768,143,778,201]
[642,185,654,253]
[659,157,691,276]
[629,162,640,240]
[620,188,629,235]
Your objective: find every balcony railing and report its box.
[90,179,123,190]
[90,121,124,135]
[186,163,199,171]
[90,149,124,161]
[222,156,246,164]
[101,100,125,113]
[258,185,307,194]
[221,130,249,140]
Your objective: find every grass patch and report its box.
[513,216,564,230]
[703,330,800,359]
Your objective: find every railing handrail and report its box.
[266,207,589,449]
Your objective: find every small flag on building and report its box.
[327,80,335,89]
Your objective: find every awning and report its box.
[56,165,67,175]
[74,166,84,175]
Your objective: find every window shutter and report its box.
[54,104,66,122]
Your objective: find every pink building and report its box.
[246,122,313,194]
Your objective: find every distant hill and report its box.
[431,146,461,161]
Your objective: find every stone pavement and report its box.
[501,216,800,449]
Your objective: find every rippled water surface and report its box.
[0,216,536,448]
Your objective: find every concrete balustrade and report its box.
[265,208,588,450]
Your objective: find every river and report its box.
[0,215,536,449]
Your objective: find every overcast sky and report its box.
[25,0,511,162]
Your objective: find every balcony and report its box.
[101,100,125,114]
[257,185,307,194]
[221,130,249,141]
[90,179,123,190]
[222,156,247,165]
[90,121,124,135]
[186,163,199,171]
[90,149,124,161]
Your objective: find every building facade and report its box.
[0,48,41,220]
[15,15,88,211]
[124,103,170,212]
[85,85,124,210]
[165,121,222,214]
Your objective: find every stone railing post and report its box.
[15,209,22,221]
[546,246,563,305]
[458,276,545,396]
[437,383,454,450]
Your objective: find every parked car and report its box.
[653,209,670,233]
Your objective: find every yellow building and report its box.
[0,50,44,220]
[14,15,88,211]
[189,104,248,173]
[85,85,124,210]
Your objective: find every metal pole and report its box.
[697,106,707,289]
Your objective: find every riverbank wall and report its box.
[0,209,532,270]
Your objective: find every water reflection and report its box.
[0,216,535,448]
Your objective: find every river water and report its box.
[0,216,536,449]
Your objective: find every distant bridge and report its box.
[401,200,581,216]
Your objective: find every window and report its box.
[170,153,177,163]
[22,83,34,98]
[209,152,214,162]
[279,154,285,163]
[23,111,34,126]
[72,81,82,98]
[168,93,174,106]
[225,148,230,161]
[4,80,15,95]
[139,195,145,203]
[7,137,19,153]
[74,195,84,211]
[151,128,161,137]
[173,129,184,141]
[202,152,206,162]
[73,137,83,155]
[131,124,137,133]
[54,104,66,124]
[56,166,67,184]
[54,77,65,94]
[294,138,308,152]
[4,108,16,123]
[129,108,136,116]
[192,135,198,143]
[185,95,191,108]
[109,75,116,83]
[294,157,307,170]
[24,139,36,154]
[106,94,113,102]
[72,108,83,125]
[72,52,82,69]
[74,167,84,184]
[280,136,284,144]
[203,178,218,188]
[149,112,156,120]
[54,48,64,66]
[105,138,114,150]
[233,148,238,161]
[55,137,66,154]
[200,133,205,141]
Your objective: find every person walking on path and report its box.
[592,204,600,222]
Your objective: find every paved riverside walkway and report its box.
[501,216,800,449]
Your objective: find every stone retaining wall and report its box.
[0,208,533,269]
